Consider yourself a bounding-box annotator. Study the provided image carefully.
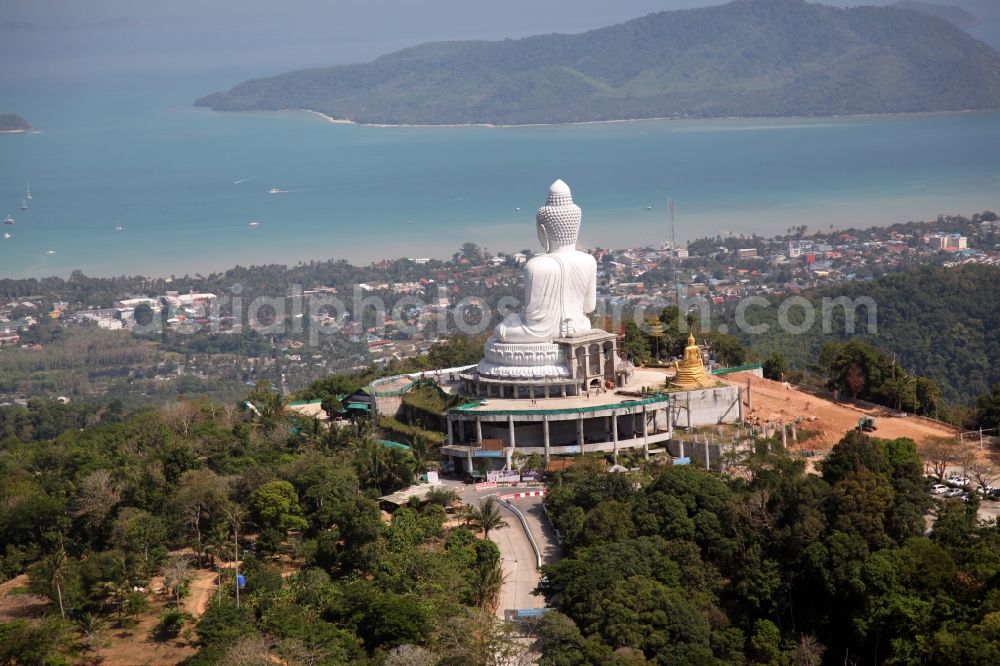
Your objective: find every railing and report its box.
[712,363,763,375]
[449,393,670,416]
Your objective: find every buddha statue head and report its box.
[536,179,581,252]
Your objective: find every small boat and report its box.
[248,221,260,227]
[647,205,653,211]
[2,232,11,239]
[115,224,124,231]
[267,187,283,194]
[3,214,13,225]
[46,249,56,255]
[514,207,521,212]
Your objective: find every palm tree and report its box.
[204,533,231,602]
[102,579,131,620]
[466,497,508,540]
[77,612,107,660]
[38,550,70,619]
[406,430,437,478]
[471,559,506,609]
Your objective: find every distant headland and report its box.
[195,0,1000,126]
[0,114,31,133]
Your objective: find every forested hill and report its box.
[195,0,1000,125]
[0,114,31,131]
[733,264,1000,403]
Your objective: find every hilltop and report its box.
[195,0,1000,125]
[890,1,980,29]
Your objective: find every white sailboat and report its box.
[3,213,14,225]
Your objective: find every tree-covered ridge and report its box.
[0,114,30,131]
[725,264,1000,404]
[195,0,1000,125]
[891,1,980,30]
[538,432,1000,664]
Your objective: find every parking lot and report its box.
[928,474,1000,521]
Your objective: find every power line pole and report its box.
[669,197,680,309]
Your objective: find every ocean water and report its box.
[1,73,999,279]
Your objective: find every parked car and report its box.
[942,488,964,499]
[930,484,949,495]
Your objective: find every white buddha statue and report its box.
[494,180,597,343]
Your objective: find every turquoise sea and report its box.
[1,73,999,279]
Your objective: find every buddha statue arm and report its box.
[584,256,597,313]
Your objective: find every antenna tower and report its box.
[669,197,680,307]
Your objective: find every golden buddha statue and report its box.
[671,333,715,390]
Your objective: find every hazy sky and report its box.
[1,0,997,80]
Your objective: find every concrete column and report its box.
[738,387,744,423]
[704,441,711,470]
[447,417,454,446]
[583,352,590,379]
[667,404,673,440]
[561,384,567,398]
[791,420,798,443]
[679,440,685,459]
[464,452,473,473]
[577,415,585,454]
[543,415,551,463]
[747,377,753,410]
[781,420,787,449]
[475,417,483,447]
[611,411,619,457]
[687,391,692,430]
[508,415,516,448]
[544,384,550,399]
[642,407,650,460]
[505,447,513,470]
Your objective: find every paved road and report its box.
[492,503,546,617]
[447,480,560,618]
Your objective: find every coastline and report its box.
[290,107,995,130]
[304,110,355,125]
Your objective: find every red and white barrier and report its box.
[500,488,548,500]
[474,481,498,491]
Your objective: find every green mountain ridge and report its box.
[731,264,1000,404]
[195,0,1000,125]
